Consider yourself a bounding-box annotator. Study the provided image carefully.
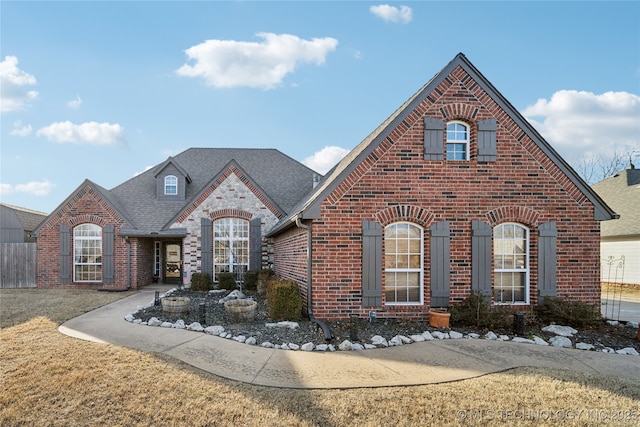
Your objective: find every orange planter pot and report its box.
[429,310,451,328]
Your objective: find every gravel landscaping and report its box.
[128,287,640,354]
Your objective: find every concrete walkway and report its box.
[60,288,640,389]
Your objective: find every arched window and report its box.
[384,222,423,304]
[74,224,102,282]
[446,121,469,160]
[164,175,178,195]
[214,218,249,280]
[493,223,529,304]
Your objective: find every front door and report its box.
[164,242,182,284]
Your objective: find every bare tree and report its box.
[572,147,639,185]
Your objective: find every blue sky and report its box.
[1,1,639,214]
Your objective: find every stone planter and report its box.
[429,309,450,328]
[224,299,257,323]
[161,297,191,315]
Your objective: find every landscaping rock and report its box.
[449,331,463,339]
[549,336,572,348]
[542,325,577,337]
[615,347,639,355]
[576,342,594,351]
[485,331,498,340]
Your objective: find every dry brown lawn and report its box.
[1,289,639,426]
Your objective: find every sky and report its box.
[1,0,639,214]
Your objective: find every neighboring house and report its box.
[592,163,640,286]
[0,203,48,243]
[33,149,319,290]
[268,53,617,321]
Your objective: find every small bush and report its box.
[243,271,259,292]
[216,273,237,291]
[535,297,602,328]
[450,292,513,330]
[257,269,275,295]
[266,278,302,321]
[190,272,212,292]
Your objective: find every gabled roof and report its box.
[0,203,48,232]
[592,164,640,237]
[153,156,192,183]
[111,148,318,235]
[267,53,617,236]
[163,159,289,227]
[32,179,135,236]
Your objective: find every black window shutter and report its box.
[249,217,262,271]
[471,220,492,302]
[424,117,444,161]
[60,224,71,284]
[477,119,497,162]
[103,224,115,284]
[362,220,382,307]
[538,221,557,304]
[201,218,213,280]
[430,221,450,307]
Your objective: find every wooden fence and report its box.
[0,243,37,288]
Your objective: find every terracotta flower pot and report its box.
[429,309,451,328]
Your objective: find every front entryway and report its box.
[164,242,182,284]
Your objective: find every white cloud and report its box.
[0,180,55,196]
[0,56,39,113]
[523,90,640,162]
[302,145,350,174]
[176,32,339,89]
[67,95,82,109]
[370,4,413,24]
[10,120,32,137]
[133,165,154,177]
[36,121,126,146]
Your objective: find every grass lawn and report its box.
[1,288,639,426]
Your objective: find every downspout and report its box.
[295,217,332,340]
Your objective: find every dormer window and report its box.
[164,175,178,195]
[446,121,469,161]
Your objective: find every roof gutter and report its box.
[295,216,332,341]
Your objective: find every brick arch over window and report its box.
[485,205,540,228]
[437,103,480,122]
[375,205,434,228]
[66,215,110,228]
[209,209,253,222]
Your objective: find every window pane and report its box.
[384,223,423,304]
[493,223,529,304]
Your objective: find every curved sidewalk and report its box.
[59,290,640,389]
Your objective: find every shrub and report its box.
[450,292,513,330]
[535,297,602,328]
[190,272,212,292]
[243,270,259,292]
[266,278,302,321]
[216,273,237,291]
[257,269,275,295]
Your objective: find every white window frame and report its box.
[384,222,424,305]
[493,222,530,305]
[164,175,178,195]
[214,218,249,279]
[73,223,102,282]
[446,121,470,161]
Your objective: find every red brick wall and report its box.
[271,225,309,310]
[36,184,134,290]
[293,65,602,321]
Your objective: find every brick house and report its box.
[33,149,318,290]
[267,53,617,321]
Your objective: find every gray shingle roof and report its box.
[0,203,48,232]
[110,148,318,234]
[592,165,640,237]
